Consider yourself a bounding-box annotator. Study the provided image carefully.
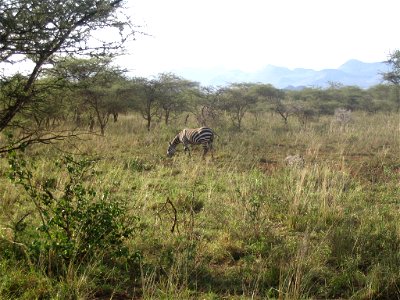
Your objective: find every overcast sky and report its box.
[116,0,399,77]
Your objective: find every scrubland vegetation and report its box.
[1,111,399,299]
[1,1,400,298]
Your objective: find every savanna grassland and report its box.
[0,112,399,299]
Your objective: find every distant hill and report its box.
[174,59,389,89]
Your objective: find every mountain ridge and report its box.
[174,59,389,89]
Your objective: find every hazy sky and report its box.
[117,0,399,77]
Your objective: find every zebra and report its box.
[167,127,214,158]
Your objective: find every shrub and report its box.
[7,151,136,274]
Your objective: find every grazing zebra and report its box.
[167,127,214,158]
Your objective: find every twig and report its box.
[166,197,178,233]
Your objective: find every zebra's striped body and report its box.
[167,127,214,158]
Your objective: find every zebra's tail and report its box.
[212,129,220,138]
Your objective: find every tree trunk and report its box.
[146,115,151,131]
[89,116,95,132]
[165,109,170,125]
[395,85,400,112]
[113,112,118,122]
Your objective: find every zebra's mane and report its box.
[170,134,181,147]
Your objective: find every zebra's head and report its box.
[167,142,176,157]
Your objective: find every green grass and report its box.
[1,112,399,299]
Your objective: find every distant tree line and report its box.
[2,55,400,142]
[1,0,400,153]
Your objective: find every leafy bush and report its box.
[7,151,136,272]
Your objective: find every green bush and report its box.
[7,151,136,273]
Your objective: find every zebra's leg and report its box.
[183,143,191,156]
[202,143,209,159]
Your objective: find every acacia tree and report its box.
[129,77,161,131]
[195,86,224,127]
[253,84,284,121]
[24,77,72,128]
[382,50,400,112]
[255,84,306,125]
[367,84,393,112]
[221,83,258,130]
[47,57,127,135]
[0,0,135,152]
[157,73,197,125]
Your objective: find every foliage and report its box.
[6,151,135,270]
[382,50,400,85]
[2,3,399,298]
[187,86,223,128]
[0,0,135,150]
[126,74,199,131]
[0,0,132,64]
[220,83,259,129]
[126,77,161,131]
[157,73,198,125]
[44,57,129,134]
[382,50,400,111]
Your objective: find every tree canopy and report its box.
[0,0,135,151]
[382,50,400,111]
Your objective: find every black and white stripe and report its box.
[167,127,214,158]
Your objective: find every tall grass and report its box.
[1,111,399,299]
